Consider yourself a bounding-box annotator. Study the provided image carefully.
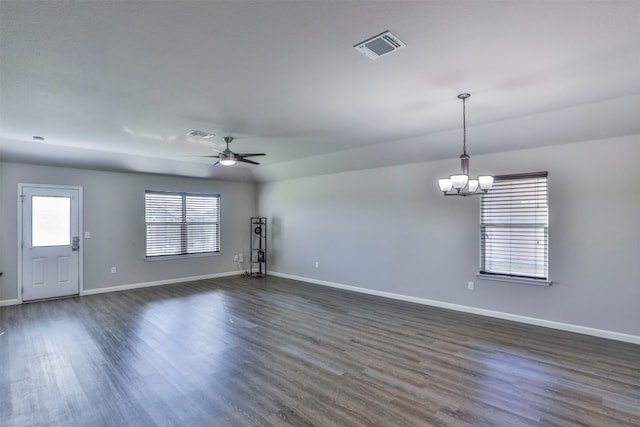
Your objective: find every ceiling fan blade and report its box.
[237,153,265,158]
[188,136,265,166]
[238,158,260,165]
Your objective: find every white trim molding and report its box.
[270,271,640,345]
[2,270,243,305]
[81,271,243,296]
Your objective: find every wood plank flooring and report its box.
[1,275,639,426]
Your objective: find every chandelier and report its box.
[438,93,493,196]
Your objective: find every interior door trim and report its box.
[17,183,84,304]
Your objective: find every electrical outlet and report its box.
[233,255,239,262]
[111,267,117,274]
[84,231,91,238]
[468,281,474,291]
[315,261,319,268]
[237,253,243,262]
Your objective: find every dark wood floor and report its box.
[1,276,639,426]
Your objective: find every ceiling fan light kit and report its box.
[438,93,493,196]
[219,157,236,166]
[218,137,237,165]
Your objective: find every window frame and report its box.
[478,172,551,286]
[144,190,221,260]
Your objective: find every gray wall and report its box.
[0,162,257,301]
[258,135,640,337]
[2,135,638,337]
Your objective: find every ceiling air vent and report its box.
[354,31,406,60]
[186,130,215,139]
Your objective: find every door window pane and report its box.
[32,196,71,247]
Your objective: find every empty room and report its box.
[0,1,639,426]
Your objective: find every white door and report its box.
[21,185,81,301]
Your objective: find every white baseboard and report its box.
[81,270,243,296]
[270,272,640,345]
[5,271,638,345]
[1,271,242,306]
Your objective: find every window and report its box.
[145,191,220,258]
[480,172,549,283]
[32,196,71,247]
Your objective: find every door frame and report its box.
[17,183,84,303]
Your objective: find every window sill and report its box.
[145,252,221,261]
[476,273,551,287]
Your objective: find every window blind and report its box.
[480,172,548,280]
[145,191,220,258]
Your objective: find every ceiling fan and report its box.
[199,136,265,166]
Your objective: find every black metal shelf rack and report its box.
[250,217,267,277]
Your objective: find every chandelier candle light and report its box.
[438,93,493,196]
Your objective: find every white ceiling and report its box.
[1,1,639,182]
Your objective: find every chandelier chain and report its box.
[437,92,493,196]
[462,96,467,156]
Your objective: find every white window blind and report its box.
[145,191,220,258]
[480,172,548,281]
